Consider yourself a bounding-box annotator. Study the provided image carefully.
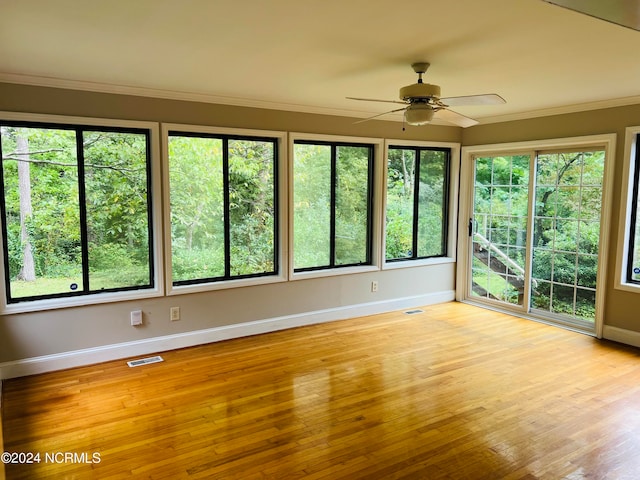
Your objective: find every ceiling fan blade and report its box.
[435,108,479,128]
[440,94,506,107]
[354,107,408,124]
[346,96,407,105]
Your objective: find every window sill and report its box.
[614,281,640,294]
[167,273,287,296]
[1,288,164,315]
[290,264,379,281]
[382,256,455,270]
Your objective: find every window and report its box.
[628,143,640,284]
[0,118,156,306]
[617,128,640,290]
[385,146,450,261]
[292,140,375,272]
[166,129,281,287]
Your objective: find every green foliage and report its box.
[385,148,414,259]
[172,244,224,280]
[336,146,370,265]
[473,151,603,321]
[1,125,152,298]
[385,148,448,260]
[168,135,276,281]
[293,143,371,269]
[229,139,276,274]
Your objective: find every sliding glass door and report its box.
[471,154,530,307]
[463,142,610,333]
[530,150,604,324]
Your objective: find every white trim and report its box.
[455,146,475,302]
[0,290,455,380]
[461,298,596,337]
[288,132,384,280]
[0,111,165,314]
[602,325,640,349]
[290,264,380,280]
[595,135,617,338]
[457,134,617,338]
[4,72,640,127]
[0,73,385,121]
[383,256,455,270]
[477,95,640,125]
[160,123,289,295]
[614,126,640,293]
[0,110,154,130]
[381,139,461,269]
[459,135,616,155]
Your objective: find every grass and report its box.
[472,257,520,304]
[10,267,149,298]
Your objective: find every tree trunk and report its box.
[401,150,414,197]
[16,135,36,281]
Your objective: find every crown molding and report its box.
[2,72,640,127]
[0,72,376,120]
[478,95,640,125]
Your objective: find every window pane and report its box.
[531,150,603,322]
[84,131,151,290]
[633,195,640,282]
[168,135,225,282]
[417,149,447,257]
[472,155,530,307]
[386,148,415,260]
[1,126,83,299]
[386,147,450,262]
[335,145,370,265]
[630,145,640,283]
[228,139,276,276]
[552,284,575,316]
[293,144,331,269]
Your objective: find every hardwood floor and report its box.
[3,302,640,479]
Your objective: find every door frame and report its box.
[456,134,617,338]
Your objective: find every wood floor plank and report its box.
[3,302,640,479]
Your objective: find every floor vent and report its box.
[127,355,164,368]
[404,309,424,315]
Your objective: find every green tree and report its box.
[168,135,276,281]
[293,143,371,269]
[1,125,152,298]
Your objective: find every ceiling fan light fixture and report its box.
[404,104,435,125]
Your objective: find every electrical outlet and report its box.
[170,306,180,321]
[371,281,378,292]
[130,310,143,326]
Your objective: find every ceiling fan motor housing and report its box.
[399,82,441,101]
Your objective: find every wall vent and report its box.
[127,356,164,367]
[403,309,424,315]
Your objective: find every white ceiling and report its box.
[1,0,640,126]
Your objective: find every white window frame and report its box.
[382,139,460,270]
[457,134,616,338]
[162,123,288,296]
[288,132,383,281]
[0,112,164,314]
[614,126,640,293]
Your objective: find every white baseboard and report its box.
[602,325,640,349]
[0,291,454,380]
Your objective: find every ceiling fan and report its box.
[347,63,505,128]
